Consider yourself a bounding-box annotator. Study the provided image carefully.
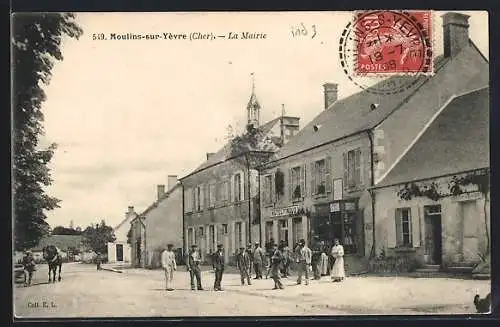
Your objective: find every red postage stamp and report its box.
[354,10,433,75]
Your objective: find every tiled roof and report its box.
[375,86,489,188]
[187,117,283,176]
[32,235,84,251]
[272,55,449,160]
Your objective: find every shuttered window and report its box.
[312,159,328,195]
[208,183,216,208]
[344,148,363,187]
[263,175,272,205]
[395,208,413,247]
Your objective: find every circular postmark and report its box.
[339,10,433,95]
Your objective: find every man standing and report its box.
[96,252,102,271]
[186,244,203,291]
[280,242,291,278]
[213,243,225,291]
[252,242,265,279]
[311,237,323,280]
[22,251,36,287]
[296,239,312,285]
[246,243,254,276]
[270,243,284,290]
[161,244,177,291]
[236,246,252,286]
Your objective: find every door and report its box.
[424,205,442,265]
[116,244,124,261]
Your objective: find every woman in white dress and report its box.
[319,249,329,276]
[330,238,345,282]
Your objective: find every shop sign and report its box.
[271,205,302,218]
[330,202,341,212]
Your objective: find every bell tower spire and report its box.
[247,72,261,129]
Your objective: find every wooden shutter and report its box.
[343,152,348,188]
[199,185,204,210]
[192,188,196,212]
[270,173,275,203]
[358,148,364,185]
[325,156,332,193]
[229,177,233,203]
[310,162,316,195]
[300,165,306,198]
[355,148,361,185]
[230,221,236,254]
[240,172,245,201]
[411,206,421,247]
[387,209,397,248]
[288,168,293,200]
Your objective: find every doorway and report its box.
[424,205,443,265]
[116,244,124,261]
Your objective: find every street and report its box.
[14,262,490,317]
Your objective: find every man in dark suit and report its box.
[212,243,225,291]
[186,244,203,290]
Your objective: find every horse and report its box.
[42,245,62,283]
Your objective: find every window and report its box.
[263,175,273,205]
[222,224,228,235]
[292,217,303,245]
[187,228,195,246]
[395,208,412,247]
[208,183,216,208]
[278,219,288,246]
[235,222,243,248]
[194,186,203,212]
[311,159,330,195]
[198,226,204,237]
[290,166,305,200]
[234,173,242,202]
[219,180,229,203]
[265,221,273,244]
[344,148,362,187]
[209,225,216,252]
[184,188,193,213]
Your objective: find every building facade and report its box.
[107,206,135,264]
[259,12,488,273]
[181,87,300,264]
[130,176,184,268]
[372,87,490,271]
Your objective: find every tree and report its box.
[82,220,116,254]
[12,13,83,250]
[52,225,82,235]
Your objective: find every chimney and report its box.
[442,12,470,58]
[206,153,215,161]
[157,184,165,200]
[167,175,178,191]
[323,83,338,109]
[127,206,134,213]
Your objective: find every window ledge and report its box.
[313,194,327,199]
[264,204,274,208]
[292,197,304,203]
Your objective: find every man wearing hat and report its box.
[270,243,284,290]
[296,239,312,285]
[186,244,203,290]
[236,246,252,286]
[22,250,36,287]
[212,243,225,291]
[161,244,177,291]
[252,242,265,279]
[246,243,254,276]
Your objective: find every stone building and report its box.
[107,206,135,264]
[258,12,488,273]
[129,176,183,268]
[180,85,300,264]
[371,86,489,271]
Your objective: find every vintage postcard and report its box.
[12,10,491,318]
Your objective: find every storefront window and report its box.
[313,200,360,254]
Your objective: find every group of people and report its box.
[159,237,346,291]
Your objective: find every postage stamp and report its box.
[11,10,491,319]
[353,10,433,76]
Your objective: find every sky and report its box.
[36,11,488,230]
